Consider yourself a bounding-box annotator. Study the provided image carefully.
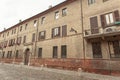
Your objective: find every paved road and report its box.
[0,63,120,80]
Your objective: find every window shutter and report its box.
[58,27,60,36]
[52,29,54,38]
[62,25,67,37]
[100,15,106,28]
[114,10,120,21]
[90,16,99,34]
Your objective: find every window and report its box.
[62,8,67,16]
[34,20,37,27]
[108,41,120,58]
[55,11,59,19]
[53,46,58,58]
[7,51,12,59]
[7,32,9,36]
[41,17,45,24]
[14,28,16,34]
[90,16,99,34]
[4,41,8,48]
[105,13,114,25]
[16,50,19,58]
[62,25,67,37]
[16,37,22,45]
[2,33,5,38]
[25,24,27,30]
[92,42,102,58]
[38,48,42,58]
[101,10,120,28]
[38,31,46,40]
[2,52,5,58]
[12,30,14,34]
[61,45,67,58]
[88,0,95,5]
[52,27,60,38]
[32,33,35,42]
[23,35,26,43]
[20,26,22,32]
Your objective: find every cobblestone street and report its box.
[0,63,120,80]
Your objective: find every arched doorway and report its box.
[24,48,30,65]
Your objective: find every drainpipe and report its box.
[80,0,86,71]
[34,18,39,60]
[13,25,19,64]
[2,28,6,63]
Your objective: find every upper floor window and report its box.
[7,32,9,36]
[55,11,59,19]
[16,37,22,45]
[62,8,67,16]
[23,35,26,43]
[101,10,120,28]
[88,0,95,5]
[52,27,60,38]
[38,31,46,40]
[3,34,4,38]
[20,26,22,32]
[25,24,27,30]
[32,33,35,42]
[34,20,37,27]
[14,28,16,34]
[12,30,14,34]
[41,17,45,24]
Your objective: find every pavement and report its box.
[0,63,120,80]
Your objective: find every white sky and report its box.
[0,0,65,32]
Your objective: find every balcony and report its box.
[84,26,120,39]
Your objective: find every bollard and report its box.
[44,64,47,68]
[78,68,82,76]
[40,64,44,70]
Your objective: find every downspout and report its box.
[13,26,19,64]
[80,0,86,71]
[34,18,39,59]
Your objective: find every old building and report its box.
[0,0,120,76]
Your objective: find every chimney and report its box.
[19,19,22,23]
[48,5,52,9]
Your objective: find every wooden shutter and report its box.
[100,15,107,28]
[62,25,67,37]
[114,10,120,21]
[58,27,60,36]
[90,16,99,34]
[52,29,54,38]
[53,46,58,58]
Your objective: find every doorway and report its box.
[24,48,30,65]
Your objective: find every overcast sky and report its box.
[0,0,65,32]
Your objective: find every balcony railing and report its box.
[84,25,120,38]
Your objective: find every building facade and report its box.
[0,0,120,76]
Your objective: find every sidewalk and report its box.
[0,63,120,80]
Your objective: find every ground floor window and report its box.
[38,48,42,58]
[15,50,19,58]
[108,40,120,58]
[92,42,102,58]
[61,45,67,58]
[7,51,12,59]
[53,46,58,58]
[2,51,5,58]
